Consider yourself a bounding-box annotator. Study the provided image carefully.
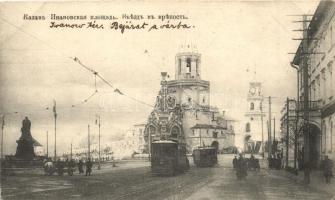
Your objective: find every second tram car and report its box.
[151,140,189,176]
[193,146,218,167]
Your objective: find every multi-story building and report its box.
[145,50,235,153]
[291,0,335,168]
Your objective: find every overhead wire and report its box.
[0,16,154,109]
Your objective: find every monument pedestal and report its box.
[15,137,35,160]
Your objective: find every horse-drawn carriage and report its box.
[44,160,76,176]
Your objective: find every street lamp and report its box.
[1,112,18,160]
[96,114,101,170]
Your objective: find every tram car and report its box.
[151,140,189,176]
[192,146,218,167]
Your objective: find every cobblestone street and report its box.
[2,155,334,200]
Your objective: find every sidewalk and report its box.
[273,169,335,197]
[256,155,335,198]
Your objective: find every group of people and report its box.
[232,153,334,184]
[233,154,248,180]
[43,158,94,176]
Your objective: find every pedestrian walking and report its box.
[323,155,333,184]
[56,159,64,176]
[236,154,247,180]
[78,160,84,174]
[233,156,238,169]
[86,159,93,176]
[67,159,75,176]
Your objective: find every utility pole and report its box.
[88,124,91,160]
[286,98,290,168]
[261,100,264,159]
[53,100,57,161]
[46,131,49,158]
[1,115,5,160]
[267,120,269,157]
[70,141,73,160]
[290,62,300,171]
[302,14,310,184]
[273,117,276,155]
[268,96,272,158]
[199,129,202,146]
[97,115,101,170]
[148,127,151,161]
[273,117,276,141]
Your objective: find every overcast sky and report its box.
[0,0,319,154]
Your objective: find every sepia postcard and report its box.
[1,0,335,199]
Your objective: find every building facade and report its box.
[291,0,335,168]
[145,50,235,153]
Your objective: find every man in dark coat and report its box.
[78,160,84,174]
[233,156,238,169]
[86,159,93,176]
[236,154,247,180]
[323,156,333,184]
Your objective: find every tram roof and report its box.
[194,146,216,150]
[152,140,177,144]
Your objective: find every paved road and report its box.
[186,165,333,200]
[1,156,334,200]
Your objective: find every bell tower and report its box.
[175,52,201,80]
[244,82,265,153]
[246,82,263,118]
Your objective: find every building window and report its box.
[178,58,182,74]
[311,80,316,101]
[246,123,251,132]
[331,120,333,152]
[221,130,224,136]
[316,75,321,100]
[322,69,327,101]
[186,58,191,73]
[206,129,209,135]
[328,63,333,98]
[171,126,180,138]
[322,121,326,153]
[250,102,254,110]
[331,26,334,47]
[192,129,195,136]
[213,132,218,138]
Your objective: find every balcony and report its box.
[296,100,322,112]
